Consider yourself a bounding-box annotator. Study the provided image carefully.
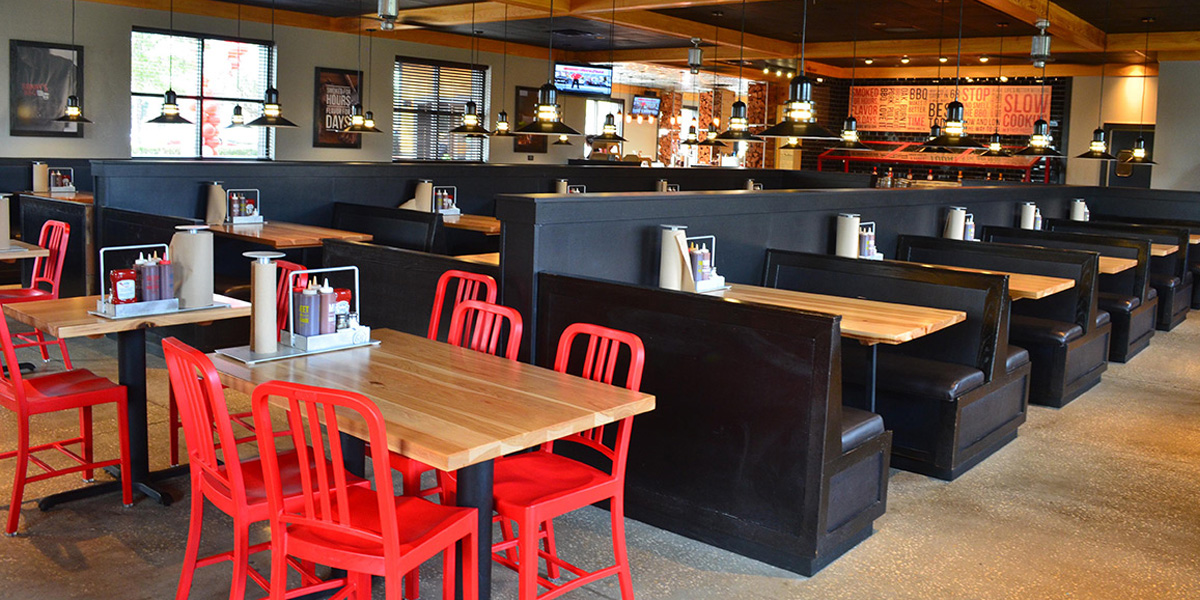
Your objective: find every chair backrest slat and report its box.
[31,220,69,296]
[275,260,308,339]
[447,299,522,360]
[429,270,498,342]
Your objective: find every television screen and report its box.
[631,96,661,116]
[553,63,613,96]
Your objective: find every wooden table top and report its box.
[2,294,251,338]
[1190,234,1199,245]
[19,191,94,205]
[1151,243,1178,257]
[209,221,373,249]
[210,328,655,472]
[714,284,966,346]
[443,214,502,236]
[910,263,1075,300]
[1099,256,1137,275]
[0,239,49,261]
[453,252,500,266]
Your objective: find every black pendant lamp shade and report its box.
[758,76,837,140]
[715,100,763,142]
[916,124,951,152]
[924,100,984,148]
[594,113,627,143]
[1123,136,1156,164]
[450,100,491,134]
[493,110,514,136]
[227,104,246,128]
[1015,118,1061,156]
[1075,128,1117,160]
[780,137,802,149]
[148,89,193,124]
[698,123,727,147]
[55,95,92,124]
[980,132,1011,157]
[247,88,298,127]
[364,111,378,130]
[681,125,700,145]
[837,116,871,150]
[553,134,573,145]
[515,84,580,135]
[343,103,382,133]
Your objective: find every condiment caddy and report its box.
[226,189,263,224]
[92,243,226,319]
[567,184,587,194]
[658,225,727,294]
[49,167,76,193]
[432,186,461,216]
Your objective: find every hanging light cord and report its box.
[994,33,1003,129]
[954,0,964,100]
[546,0,555,81]
[1138,19,1150,136]
[800,0,807,76]
[849,28,857,117]
[737,0,746,101]
[1097,0,1111,124]
[70,0,77,93]
[168,0,174,87]
[501,5,508,109]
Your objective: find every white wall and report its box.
[1065,74,1157,186]
[1151,61,1200,191]
[0,0,592,163]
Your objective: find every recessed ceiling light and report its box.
[979,55,990,63]
[900,56,911,64]
[816,77,823,83]
[864,58,874,65]
[939,56,948,63]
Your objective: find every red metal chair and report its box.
[490,323,645,600]
[164,337,363,600]
[252,380,480,600]
[447,300,523,360]
[0,305,130,535]
[167,260,306,466]
[0,220,72,367]
[427,270,498,342]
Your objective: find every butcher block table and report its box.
[209,221,373,249]
[443,214,502,236]
[910,263,1075,300]
[1099,256,1137,275]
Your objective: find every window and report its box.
[393,57,489,161]
[131,28,272,158]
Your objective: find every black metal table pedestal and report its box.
[456,459,495,600]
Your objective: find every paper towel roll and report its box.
[944,207,967,240]
[745,179,756,190]
[656,179,669,192]
[32,162,49,193]
[171,225,214,309]
[1070,199,1087,221]
[0,196,10,249]
[205,182,227,225]
[248,254,281,354]
[836,213,861,258]
[659,225,687,290]
[1020,203,1037,230]
[399,180,434,212]
[555,179,569,194]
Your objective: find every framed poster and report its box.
[313,67,362,148]
[513,85,547,153]
[9,40,84,137]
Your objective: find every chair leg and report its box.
[442,545,456,600]
[517,514,540,600]
[268,527,289,600]
[35,331,49,362]
[117,400,133,507]
[80,406,94,481]
[6,419,29,535]
[353,571,373,600]
[610,495,634,599]
[541,520,560,579]
[402,466,422,600]
[499,519,517,563]
[168,386,181,467]
[175,479,205,600]
[229,518,250,600]
[57,337,72,370]
[462,530,479,600]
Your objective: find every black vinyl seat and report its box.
[842,408,886,453]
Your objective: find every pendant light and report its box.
[924,0,984,149]
[227,2,247,127]
[981,27,1011,157]
[248,0,297,127]
[915,1,948,152]
[492,5,513,136]
[1073,1,1116,159]
[553,134,573,145]
[758,0,836,140]
[837,29,870,150]
[698,18,727,149]
[716,0,763,142]
[1016,0,1060,156]
[344,3,382,133]
[1121,17,1156,164]
[362,29,382,131]
[592,0,627,145]
[148,0,192,124]
[451,4,490,135]
[515,0,579,136]
[54,0,91,123]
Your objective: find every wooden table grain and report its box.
[443,214,502,236]
[714,284,965,346]
[1151,243,1178,257]
[1099,256,1137,274]
[3,294,251,338]
[453,252,500,266]
[0,239,50,261]
[209,221,373,249]
[910,263,1075,300]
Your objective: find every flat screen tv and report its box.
[553,63,613,96]
[631,96,661,116]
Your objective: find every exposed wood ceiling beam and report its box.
[974,0,1105,51]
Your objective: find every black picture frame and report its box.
[514,85,548,154]
[9,40,84,137]
[313,66,362,148]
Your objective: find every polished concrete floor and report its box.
[0,319,1198,599]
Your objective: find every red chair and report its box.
[164,337,363,600]
[252,380,479,600]
[0,305,130,535]
[490,323,644,600]
[167,260,306,466]
[448,300,523,360]
[427,270,497,341]
[0,220,72,367]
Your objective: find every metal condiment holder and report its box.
[432,186,461,216]
[685,234,727,294]
[567,184,587,194]
[49,167,76,193]
[226,188,264,224]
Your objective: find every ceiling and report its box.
[438,17,693,52]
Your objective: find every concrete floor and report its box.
[0,320,1198,600]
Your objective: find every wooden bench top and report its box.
[453,252,500,266]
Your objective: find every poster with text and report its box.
[313,67,362,148]
[849,85,1052,135]
[9,40,84,137]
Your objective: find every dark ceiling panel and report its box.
[439,17,693,52]
[1055,0,1200,34]
[657,0,1040,44]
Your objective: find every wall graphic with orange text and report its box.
[849,85,1051,135]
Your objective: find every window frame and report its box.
[392,55,490,162]
[130,26,275,160]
